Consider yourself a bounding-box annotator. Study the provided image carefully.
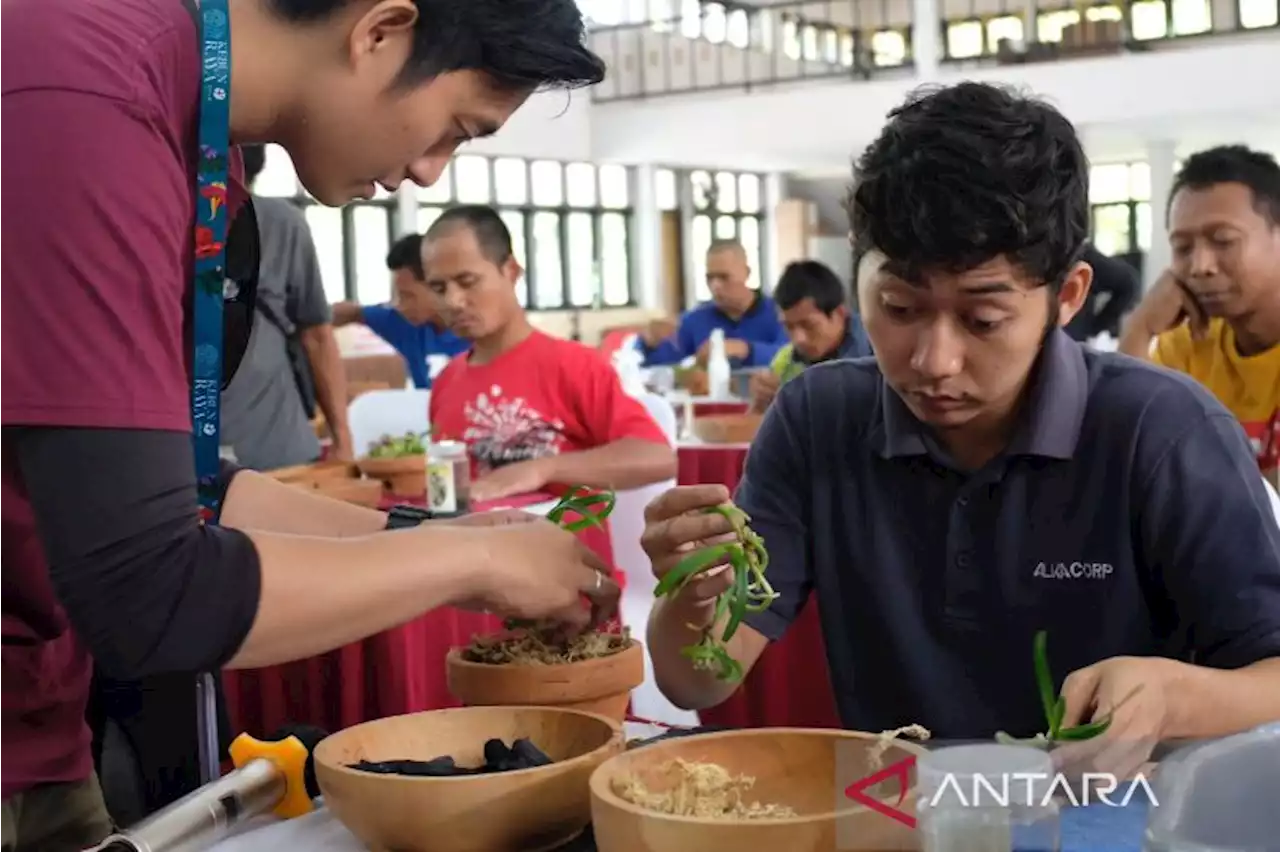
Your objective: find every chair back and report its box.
[348,389,432,457]
[1265,476,1280,528]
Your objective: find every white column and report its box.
[630,163,662,311]
[763,172,786,293]
[395,183,417,236]
[912,0,941,81]
[1144,140,1178,291]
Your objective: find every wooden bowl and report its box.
[356,454,426,497]
[314,706,624,852]
[692,413,762,444]
[446,641,645,724]
[589,728,927,852]
[268,460,360,486]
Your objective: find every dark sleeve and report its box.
[1138,412,1280,668]
[1086,248,1140,334]
[11,427,263,679]
[738,381,813,641]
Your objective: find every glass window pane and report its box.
[1241,0,1279,28]
[801,25,819,60]
[1135,202,1153,252]
[987,15,1023,51]
[714,215,737,239]
[493,157,528,205]
[691,170,713,209]
[1129,162,1151,202]
[531,161,564,206]
[738,174,761,213]
[692,215,713,302]
[418,205,444,234]
[872,30,907,66]
[600,213,631,306]
[304,206,346,303]
[1037,9,1079,41]
[1090,164,1133,204]
[1131,0,1169,38]
[416,161,453,202]
[703,2,726,42]
[739,217,761,290]
[1171,0,1211,33]
[567,213,598,308]
[1085,4,1123,20]
[599,165,629,209]
[727,9,750,47]
[254,144,298,197]
[499,211,529,307]
[1092,204,1132,256]
[715,172,738,212]
[353,206,392,305]
[566,163,597,207]
[531,211,564,309]
[947,20,984,58]
[454,155,491,204]
[655,169,678,211]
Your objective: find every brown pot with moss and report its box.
[446,626,644,723]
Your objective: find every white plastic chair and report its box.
[347,389,432,457]
[1265,476,1280,528]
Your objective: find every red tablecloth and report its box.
[222,492,615,737]
[692,401,749,417]
[677,447,841,730]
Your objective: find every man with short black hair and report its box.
[644,83,1280,777]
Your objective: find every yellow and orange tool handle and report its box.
[228,732,314,819]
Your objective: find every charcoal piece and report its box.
[348,738,553,777]
[350,756,466,776]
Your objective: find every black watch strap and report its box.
[385,504,433,530]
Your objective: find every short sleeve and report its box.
[571,347,669,446]
[739,382,812,641]
[282,207,330,329]
[1,91,192,432]
[1151,326,1192,373]
[1138,412,1280,667]
[361,304,409,347]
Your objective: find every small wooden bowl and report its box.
[314,706,624,852]
[446,641,645,724]
[590,728,927,852]
[356,454,425,497]
[692,413,762,444]
[268,460,360,486]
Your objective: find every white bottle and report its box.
[707,328,731,400]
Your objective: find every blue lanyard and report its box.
[192,0,231,523]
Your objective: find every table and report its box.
[222,493,615,739]
[677,443,842,730]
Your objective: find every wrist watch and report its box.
[384,504,433,530]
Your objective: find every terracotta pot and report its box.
[693,413,763,444]
[314,706,624,852]
[356,454,426,498]
[590,727,928,852]
[446,641,645,724]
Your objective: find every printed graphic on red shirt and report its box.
[462,384,565,474]
[1245,408,1279,474]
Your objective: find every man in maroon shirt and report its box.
[1,1,611,849]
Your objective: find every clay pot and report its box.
[692,413,763,444]
[590,727,929,852]
[314,706,623,852]
[446,641,645,724]
[356,454,426,498]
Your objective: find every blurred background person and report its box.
[1063,244,1141,342]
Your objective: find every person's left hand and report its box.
[1051,655,1182,781]
[471,459,553,504]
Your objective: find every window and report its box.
[689,169,766,299]
[1089,162,1151,256]
[946,20,985,58]
[414,156,636,309]
[1240,0,1279,27]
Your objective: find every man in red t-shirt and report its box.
[425,205,677,507]
[2,1,614,849]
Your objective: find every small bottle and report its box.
[707,328,731,400]
[425,440,471,518]
[915,744,1060,852]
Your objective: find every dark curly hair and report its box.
[846,82,1090,293]
[1171,145,1280,226]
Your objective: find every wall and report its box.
[589,32,1280,173]
[464,90,595,162]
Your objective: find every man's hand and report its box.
[1121,270,1209,357]
[695,338,750,365]
[748,369,781,413]
[1051,655,1182,781]
[641,318,678,347]
[640,484,737,630]
[328,430,355,462]
[471,458,553,504]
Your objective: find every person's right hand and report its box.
[1132,269,1209,341]
[748,369,781,413]
[641,485,738,630]
[641,318,678,347]
[472,520,619,630]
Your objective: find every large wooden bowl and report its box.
[314,706,624,852]
[692,413,762,444]
[356,454,425,497]
[590,728,927,852]
[446,641,644,724]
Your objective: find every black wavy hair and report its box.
[267,0,605,93]
[846,82,1089,293]
[1171,145,1280,226]
[386,233,425,280]
[774,260,847,314]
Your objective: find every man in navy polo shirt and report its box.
[642,82,1280,778]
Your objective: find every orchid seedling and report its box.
[652,503,778,682]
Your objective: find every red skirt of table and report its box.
[222,492,616,737]
[677,445,841,730]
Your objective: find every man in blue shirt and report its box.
[332,233,470,388]
[636,239,788,368]
[642,82,1280,778]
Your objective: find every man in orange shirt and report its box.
[1120,145,1280,485]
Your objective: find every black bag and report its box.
[256,297,318,420]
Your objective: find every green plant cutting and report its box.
[995,630,1140,748]
[652,504,777,682]
[366,430,433,459]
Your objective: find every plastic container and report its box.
[915,743,1060,852]
[706,328,731,400]
[1143,722,1280,851]
[425,440,470,517]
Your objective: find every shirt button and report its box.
[957,553,972,569]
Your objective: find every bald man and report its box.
[636,240,788,368]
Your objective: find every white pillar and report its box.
[630,163,662,311]
[763,172,786,293]
[1144,140,1178,291]
[912,0,941,81]
[395,183,417,236]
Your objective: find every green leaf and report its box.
[1032,630,1059,737]
[1054,717,1112,741]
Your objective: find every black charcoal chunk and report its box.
[348,738,553,777]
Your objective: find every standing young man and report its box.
[3,1,613,848]
[642,84,1280,778]
[1119,146,1280,485]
